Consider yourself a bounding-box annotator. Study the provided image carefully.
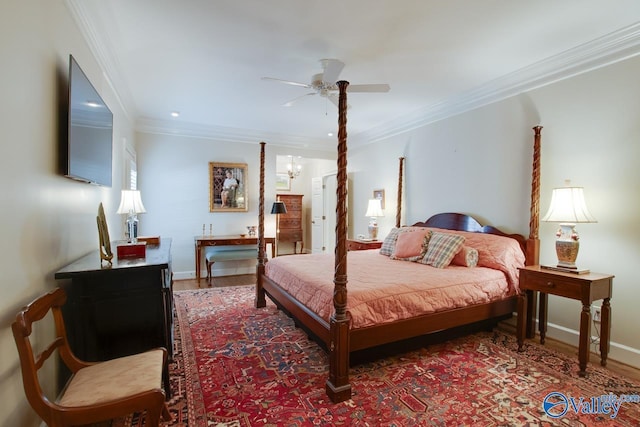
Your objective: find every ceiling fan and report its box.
[262,59,390,107]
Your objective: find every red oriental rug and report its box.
[120,285,640,426]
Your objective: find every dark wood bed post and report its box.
[326,80,352,403]
[522,126,542,339]
[255,141,267,308]
[396,157,405,228]
[526,126,542,266]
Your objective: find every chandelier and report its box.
[287,156,302,179]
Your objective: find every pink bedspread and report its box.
[265,241,522,330]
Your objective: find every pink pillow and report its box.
[451,245,478,267]
[391,229,431,260]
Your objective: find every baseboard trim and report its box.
[502,317,640,370]
[545,321,640,370]
[174,267,255,281]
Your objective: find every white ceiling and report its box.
[67,1,640,151]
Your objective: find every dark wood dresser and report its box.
[54,238,173,396]
[276,194,303,254]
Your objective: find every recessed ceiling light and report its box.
[170,111,180,117]
[327,132,334,137]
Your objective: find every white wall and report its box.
[136,133,336,278]
[0,1,132,426]
[351,96,534,234]
[350,55,640,368]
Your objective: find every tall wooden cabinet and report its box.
[276,194,303,254]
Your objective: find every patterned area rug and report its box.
[121,285,640,426]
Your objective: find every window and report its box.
[124,143,137,190]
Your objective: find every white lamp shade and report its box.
[116,190,146,215]
[541,187,596,223]
[365,198,384,218]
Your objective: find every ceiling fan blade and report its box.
[320,59,345,85]
[261,77,312,88]
[282,92,316,107]
[327,94,350,110]
[347,84,390,93]
[327,94,339,108]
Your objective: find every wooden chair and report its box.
[12,287,171,427]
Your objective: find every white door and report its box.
[311,173,338,253]
[311,177,324,253]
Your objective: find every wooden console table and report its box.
[194,235,276,283]
[54,238,173,396]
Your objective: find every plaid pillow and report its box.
[421,232,466,268]
[379,228,402,256]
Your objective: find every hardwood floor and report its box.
[173,274,640,382]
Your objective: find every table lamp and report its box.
[271,201,287,215]
[365,198,384,240]
[116,190,146,243]
[541,181,596,271]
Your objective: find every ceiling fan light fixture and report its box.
[262,58,390,108]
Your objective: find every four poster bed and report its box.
[254,81,543,403]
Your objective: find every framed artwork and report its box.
[209,162,248,212]
[373,189,385,209]
[275,173,291,191]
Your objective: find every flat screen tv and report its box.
[62,55,113,186]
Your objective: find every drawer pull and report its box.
[546,281,555,288]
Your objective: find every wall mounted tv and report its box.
[62,55,113,186]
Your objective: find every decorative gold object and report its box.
[97,203,113,265]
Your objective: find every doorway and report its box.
[311,173,337,253]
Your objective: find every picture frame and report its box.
[373,189,385,209]
[209,162,248,212]
[275,173,291,191]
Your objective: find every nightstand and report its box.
[516,265,614,377]
[346,239,382,251]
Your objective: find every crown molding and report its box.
[352,22,640,147]
[67,3,640,150]
[135,117,332,150]
[65,0,135,121]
